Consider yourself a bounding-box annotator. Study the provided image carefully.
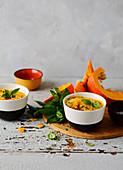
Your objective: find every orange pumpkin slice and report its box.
[44,83,74,103]
[74,59,94,92]
[87,67,123,104]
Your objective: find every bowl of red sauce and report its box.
[14,68,43,91]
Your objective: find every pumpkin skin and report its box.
[44,83,74,103]
[74,59,94,92]
[87,67,123,105]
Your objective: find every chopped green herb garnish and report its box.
[46,147,52,150]
[65,128,68,131]
[47,130,56,140]
[86,142,94,147]
[69,125,71,128]
[47,130,60,141]
[52,144,56,147]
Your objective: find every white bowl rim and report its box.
[63,92,106,113]
[0,83,29,103]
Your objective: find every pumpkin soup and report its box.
[0,88,25,100]
[65,95,104,111]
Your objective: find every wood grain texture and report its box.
[43,107,123,139]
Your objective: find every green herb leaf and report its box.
[65,128,68,131]
[92,102,100,108]
[51,98,59,103]
[39,108,57,115]
[35,100,45,106]
[2,88,20,99]
[60,88,70,105]
[86,142,94,147]
[47,117,58,124]
[46,147,52,150]
[27,104,39,111]
[27,87,70,123]
[82,99,91,105]
[44,103,56,109]
[34,109,42,117]
[54,87,62,95]
[56,110,63,119]
[50,90,59,99]
[10,88,20,96]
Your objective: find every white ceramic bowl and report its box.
[63,92,106,131]
[0,83,29,120]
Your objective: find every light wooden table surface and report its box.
[0,77,123,170]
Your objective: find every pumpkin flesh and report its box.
[44,83,74,103]
[74,59,94,92]
[87,67,123,104]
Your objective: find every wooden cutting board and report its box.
[43,107,123,139]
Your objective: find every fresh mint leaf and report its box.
[47,117,58,123]
[27,104,39,111]
[27,87,70,123]
[54,87,62,95]
[44,103,56,109]
[50,90,59,99]
[56,110,63,119]
[2,88,20,99]
[51,98,59,103]
[60,88,70,105]
[35,100,45,106]
[82,99,91,105]
[10,88,20,96]
[39,108,56,115]
[34,109,42,117]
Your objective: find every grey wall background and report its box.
[0,0,123,78]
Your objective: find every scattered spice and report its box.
[38,123,44,129]
[18,128,25,133]
[29,118,38,121]
[66,139,75,148]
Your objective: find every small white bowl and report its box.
[63,92,106,131]
[0,83,29,120]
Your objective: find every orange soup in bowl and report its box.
[0,89,25,100]
[65,95,104,111]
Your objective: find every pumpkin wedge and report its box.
[44,83,74,103]
[87,67,123,104]
[82,59,94,85]
[74,59,94,92]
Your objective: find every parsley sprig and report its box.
[27,87,70,123]
[1,88,20,99]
